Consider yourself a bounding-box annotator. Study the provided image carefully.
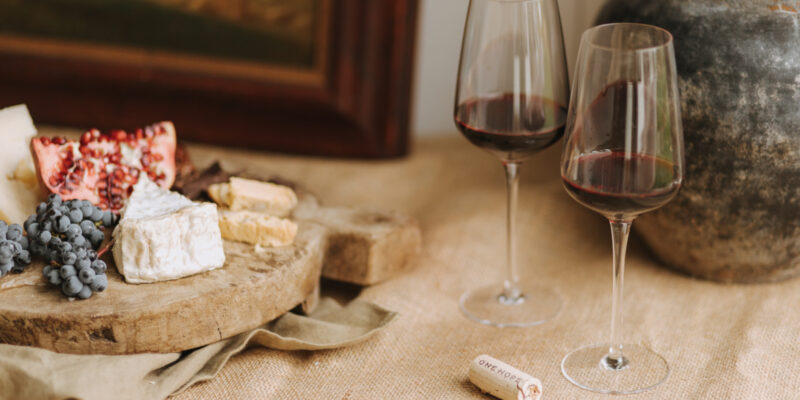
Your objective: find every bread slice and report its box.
[218,210,297,247]
[208,177,296,217]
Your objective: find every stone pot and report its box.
[597,0,800,283]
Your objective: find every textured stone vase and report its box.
[597,0,800,283]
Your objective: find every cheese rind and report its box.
[218,210,297,247]
[113,178,226,284]
[208,177,297,216]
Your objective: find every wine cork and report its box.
[468,354,542,400]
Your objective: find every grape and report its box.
[90,274,107,292]
[38,230,52,244]
[68,209,83,223]
[79,267,95,284]
[76,258,91,270]
[30,242,44,257]
[59,264,76,279]
[43,265,52,276]
[0,262,13,276]
[66,224,81,240]
[76,285,93,299]
[14,250,30,265]
[18,236,28,251]
[48,193,62,206]
[54,216,70,233]
[89,230,104,249]
[48,269,62,285]
[57,242,72,254]
[27,222,39,237]
[6,225,21,241]
[91,259,107,274]
[62,276,83,297]
[24,215,35,231]
[75,247,87,260]
[80,220,95,236]
[87,249,97,260]
[80,205,94,219]
[101,211,114,227]
[0,244,12,260]
[90,208,103,222]
[41,221,52,233]
[61,252,77,266]
[0,222,7,238]
[36,202,47,215]
[71,236,87,249]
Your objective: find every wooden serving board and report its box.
[0,196,420,355]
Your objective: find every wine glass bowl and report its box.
[560,23,684,394]
[454,0,568,327]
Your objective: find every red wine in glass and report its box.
[562,80,681,217]
[455,94,567,163]
[562,152,680,216]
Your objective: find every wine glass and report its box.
[454,0,568,327]
[559,23,684,394]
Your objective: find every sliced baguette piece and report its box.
[208,177,297,217]
[219,209,298,247]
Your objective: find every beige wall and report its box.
[411,0,604,137]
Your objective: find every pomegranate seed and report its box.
[110,187,123,196]
[144,127,154,138]
[59,187,70,195]
[62,159,74,169]
[152,153,164,162]
[99,171,108,179]
[109,153,121,164]
[48,175,60,186]
[80,132,92,146]
[40,137,52,146]
[112,130,127,141]
[53,137,66,145]
[97,181,107,189]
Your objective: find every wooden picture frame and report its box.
[0,0,419,158]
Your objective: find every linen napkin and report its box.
[0,298,396,400]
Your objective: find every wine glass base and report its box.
[561,343,669,394]
[459,282,561,328]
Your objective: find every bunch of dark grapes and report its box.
[25,194,118,300]
[0,221,31,277]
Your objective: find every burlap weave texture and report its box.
[176,137,800,399]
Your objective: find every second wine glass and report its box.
[560,23,684,394]
[454,0,568,327]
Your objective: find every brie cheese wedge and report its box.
[112,177,226,283]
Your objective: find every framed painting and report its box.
[0,0,419,158]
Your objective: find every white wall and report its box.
[411,0,605,137]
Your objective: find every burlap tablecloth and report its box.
[18,130,800,398]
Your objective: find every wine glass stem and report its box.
[501,162,522,304]
[605,218,633,369]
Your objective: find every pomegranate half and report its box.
[31,122,177,211]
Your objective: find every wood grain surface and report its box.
[0,196,420,355]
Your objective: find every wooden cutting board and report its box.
[0,196,420,355]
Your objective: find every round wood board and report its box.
[0,222,326,355]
